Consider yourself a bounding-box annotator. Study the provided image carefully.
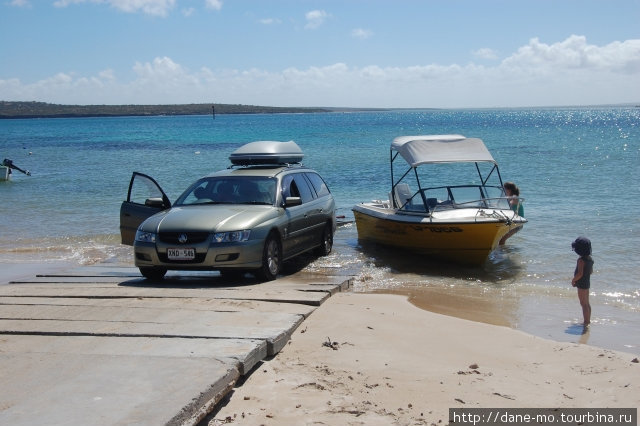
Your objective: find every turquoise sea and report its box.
[1,108,639,353]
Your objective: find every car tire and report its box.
[139,267,167,280]
[257,233,281,281]
[314,222,333,256]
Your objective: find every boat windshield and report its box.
[390,147,511,211]
[423,185,509,209]
[174,176,277,206]
[393,184,511,212]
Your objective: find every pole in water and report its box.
[212,105,215,119]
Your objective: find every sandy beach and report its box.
[207,292,639,425]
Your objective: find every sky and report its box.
[1,0,639,108]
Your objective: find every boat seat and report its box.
[426,198,438,211]
[393,183,413,209]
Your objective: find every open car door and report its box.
[120,172,171,245]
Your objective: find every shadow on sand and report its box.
[565,323,591,345]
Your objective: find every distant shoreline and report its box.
[1,101,635,119]
[0,101,394,119]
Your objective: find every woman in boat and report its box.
[571,236,594,326]
[498,181,524,245]
[503,181,524,217]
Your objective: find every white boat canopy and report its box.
[391,135,496,167]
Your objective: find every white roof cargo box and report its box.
[229,140,304,166]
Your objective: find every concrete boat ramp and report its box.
[0,264,352,425]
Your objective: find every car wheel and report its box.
[139,267,167,280]
[314,222,333,256]
[257,233,281,281]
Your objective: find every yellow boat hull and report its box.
[353,209,521,265]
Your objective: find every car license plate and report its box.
[167,248,195,260]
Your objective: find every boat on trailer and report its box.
[352,135,526,265]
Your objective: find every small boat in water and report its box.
[352,135,526,265]
[1,158,31,181]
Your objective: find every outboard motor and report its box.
[2,158,31,176]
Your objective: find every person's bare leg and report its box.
[577,288,591,325]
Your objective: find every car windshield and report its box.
[174,176,277,206]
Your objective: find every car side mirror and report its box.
[284,196,302,207]
[145,197,166,209]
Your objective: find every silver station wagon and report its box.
[119,141,336,281]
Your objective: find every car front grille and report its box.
[158,232,210,244]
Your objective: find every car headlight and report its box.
[135,230,157,243]
[213,230,251,243]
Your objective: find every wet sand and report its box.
[377,285,518,327]
[376,284,640,354]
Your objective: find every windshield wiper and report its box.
[242,201,272,205]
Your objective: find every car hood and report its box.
[141,205,280,233]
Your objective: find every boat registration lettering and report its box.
[167,247,195,260]
[429,227,463,233]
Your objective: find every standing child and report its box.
[571,236,594,326]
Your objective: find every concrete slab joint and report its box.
[167,366,239,426]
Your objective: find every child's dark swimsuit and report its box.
[574,256,594,289]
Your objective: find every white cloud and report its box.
[9,0,31,7]
[98,69,116,80]
[52,0,82,8]
[503,35,640,74]
[305,10,329,30]
[204,0,222,11]
[53,0,177,17]
[132,56,193,82]
[259,18,281,25]
[351,28,373,40]
[473,48,498,60]
[52,0,220,15]
[2,36,639,108]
